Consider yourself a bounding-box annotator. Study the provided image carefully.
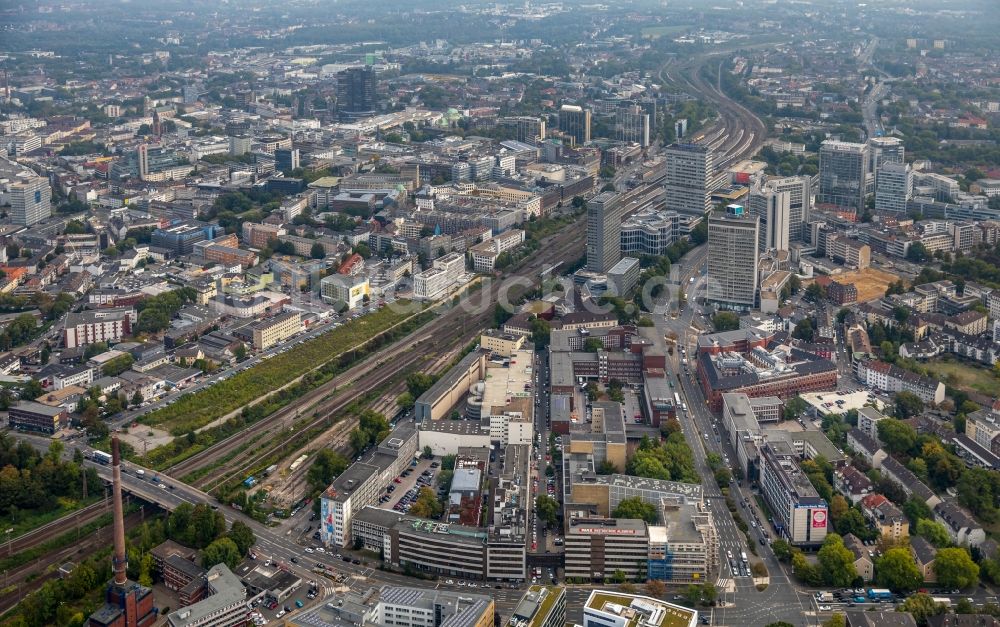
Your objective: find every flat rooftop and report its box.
[585,590,697,627]
[800,389,884,416]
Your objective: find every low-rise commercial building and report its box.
[63,308,137,348]
[582,590,697,627]
[166,564,248,627]
[250,311,301,351]
[507,586,566,627]
[8,400,68,434]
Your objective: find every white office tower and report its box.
[586,191,626,273]
[818,140,869,213]
[707,208,760,311]
[9,175,52,226]
[749,185,791,252]
[616,105,651,147]
[875,161,912,215]
[664,143,715,216]
[767,176,811,243]
[868,136,905,173]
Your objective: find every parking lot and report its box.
[378,457,438,513]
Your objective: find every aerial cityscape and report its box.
[0,0,999,626]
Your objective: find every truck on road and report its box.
[867,588,893,601]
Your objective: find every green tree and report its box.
[822,615,845,627]
[712,311,740,331]
[227,520,256,556]
[408,486,443,519]
[915,519,951,548]
[783,396,808,420]
[536,494,559,527]
[894,391,924,419]
[792,550,820,585]
[584,337,604,353]
[792,318,815,341]
[771,539,792,562]
[307,449,348,493]
[201,537,242,569]
[612,497,659,524]
[933,548,979,589]
[876,547,922,592]
[817,534,857,587]
[310,242,326,259]
[897,593,947,625]
[877,418,918,454]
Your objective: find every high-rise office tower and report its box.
[136,144,149,180]
[336,66,377,121]
[615,105,651,147]
[275,148,300,172]
[875,161,912,215]
[558,105,591,145]
[586,191,626,273]
[664,143,715,216]
[818,140,869,213]
[707,208,760,311]
[763,176,811,244]
[496,116,546,143]
[748,186,790,252]
[9,176,52,226]
[868,136,905,173]
[88,437,156,627]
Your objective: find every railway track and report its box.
[0,508,148,616]
[164,212,587,495]
[4,500,110,555]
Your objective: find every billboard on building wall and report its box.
[811,509,828,529]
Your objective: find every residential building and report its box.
[855,360,946,405]
[63,308,137,349]
[586,191,626,273]
[859,493,909,541]
[842,533,874,582]
[819,140,869,212]
[664,143,715,216]
[933,501,986,548]
[706,210,759,310]
[910,536,938,583]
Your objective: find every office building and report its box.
[8,400,68,434]
[559,105,591,145]
[250,311,301,351]
[9,176,51,226]
[875,162,912,215]
[274,148,299,173]
[376,587,494,627]
[320,273,370,310]
[165,565,248,627]
[620,209,680,256]
[582,591,697,627]
[768,176,811,243]
[607,257,640,296]
[868,136,905,175]
[586,191,626,273]
[818,140,869,212]
[759,441,828,546]
[647,496,718,583]
[565,518,649,581]
[507,586,566,627]
[152,222,223,255]
[337,66,377,120]
[497,116,546,143]
[706,210,759,310]
[664,143,715,216]
[616,106,651,147]
[749,185,790,252]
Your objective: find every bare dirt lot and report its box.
[829,267,901,302]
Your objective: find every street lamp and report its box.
[5,528,12,556]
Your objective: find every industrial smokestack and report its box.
[111,436,127,585]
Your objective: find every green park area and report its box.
[921,358,1000,398]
